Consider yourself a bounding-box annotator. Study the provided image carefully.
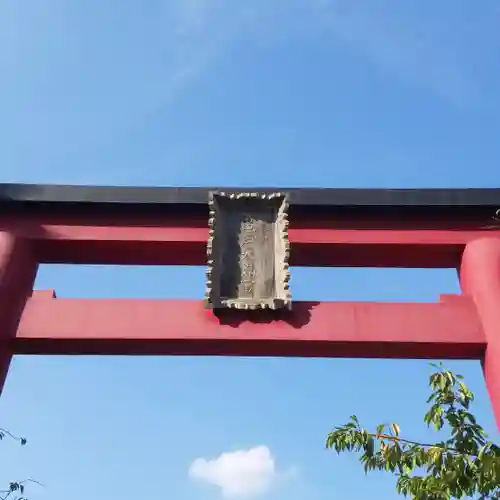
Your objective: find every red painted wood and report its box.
[0,214,499,267]
[0,233,38,395]
[460,238,500,430]
[0,208,498,428]
[15,294,484,359]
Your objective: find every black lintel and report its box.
[0,183,499,219]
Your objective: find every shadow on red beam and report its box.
[14,295,485,359]
[1,216,500,266]
[35,240,467,268]
[30,229,500,267]
[0,213,497,230]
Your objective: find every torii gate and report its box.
[0,184,499,428]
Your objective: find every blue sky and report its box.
[0,1,499,499]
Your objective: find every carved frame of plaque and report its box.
[205,191,291,310]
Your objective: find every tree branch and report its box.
[0,428,26,444]
[369,432,495,459]
[0,479,44,500]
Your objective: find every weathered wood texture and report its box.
[205,193,291,310]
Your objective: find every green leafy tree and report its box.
[0,428,38,500]
[326,364,500,499]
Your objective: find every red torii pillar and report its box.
[0,184,499,428]
[460,238,500,424]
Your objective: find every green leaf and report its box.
[326,368,500,499]
[365,437,374,457]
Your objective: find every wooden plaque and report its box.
[205,192,291,310]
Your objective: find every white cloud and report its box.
[188,445,278,499]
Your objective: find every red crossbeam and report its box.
[1,214,500,267]
[0,208,499,427]
[14,293,485,359]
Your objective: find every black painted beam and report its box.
[0,183,499,219]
